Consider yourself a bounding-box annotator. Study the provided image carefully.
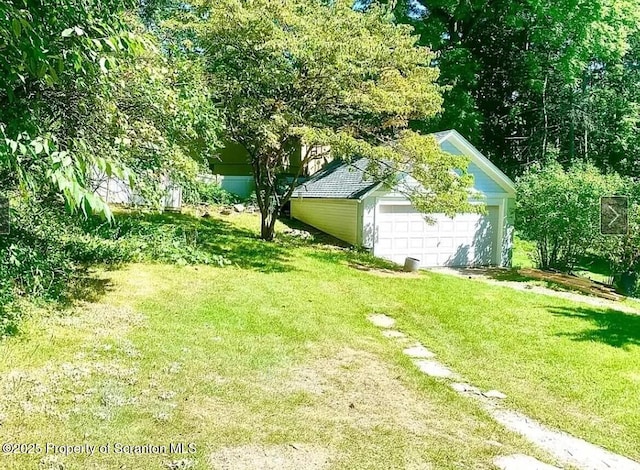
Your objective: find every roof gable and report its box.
[291,130,515,199]
[437,130,515,195]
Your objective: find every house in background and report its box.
[91,139,330,208]
[211,141,332,198]
[90,130,516,268]
[290,130,516,268]
[210,142,255,198]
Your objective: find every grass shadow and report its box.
[65,274,114,304]
[307,247,404,272]
[551,306,640,349]
[574,253,613,278]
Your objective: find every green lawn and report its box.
[1,210,639,469]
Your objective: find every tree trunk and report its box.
[568,90,576,161]
[542,73,549,161]
[260,207,278,241]
[251,150,281,242]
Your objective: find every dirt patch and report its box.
[279,348,440,435]
[0,303,146,426]
[53,302,147,338]
[209,443,333,470]
[349,262,421,278]
[187,347,524,468]
[0,358,139,423]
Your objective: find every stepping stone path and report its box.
[450,382,482,394]
[413,359,457,379]
[491,408,640,470]
[382,330,405,339]
[494,454,561,470]
[367,314,396,329]
[402,344,435,358]
[483,389,507,399]
[367,313,640,470]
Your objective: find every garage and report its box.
[374,204,500,267]
[291,130,516,268]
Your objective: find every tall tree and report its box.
[0,1,220,216]
[374,0,640,175]
[0,0,140,216]
[173,0,478,240]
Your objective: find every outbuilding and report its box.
[290,130,516,268]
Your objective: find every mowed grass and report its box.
[1,210,638,469]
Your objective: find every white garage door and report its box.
[374,204,500,267]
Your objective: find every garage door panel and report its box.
[410,221,424,232]
[439,221,454,233]
[424,237,438,248]
[439,238,455,248]
[410,238,424,249]
[395,222,409,233]
[374,204,499,267]
[379,221,393,234]
[455,221,469,232]
[423,254,439,266]
[377,238,392,250]
[395,238,408,249]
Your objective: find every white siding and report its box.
[291,198,359,245]
[360,196,376,248]
[90,169,182,210]
[501,197,516,266]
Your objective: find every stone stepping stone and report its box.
[367,314,395,329]
[494,454,561,470]
[402,344,435,358]
[414,359,457,379]
[450,382,482,394]
[381,330,405,339]
[491,408,640,470]
[483,389,507,399]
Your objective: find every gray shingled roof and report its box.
[291,158,380,199]
[291,131,452,200]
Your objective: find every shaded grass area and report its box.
[551,306,640,348]
[84,208,294,273]
[1,211,639,468]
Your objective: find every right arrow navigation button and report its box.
[601,196,628,235]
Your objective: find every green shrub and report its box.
[1,200,76,299]
[516,162,624,272]
[78,212,229,266]
[0,199,80,334]
[182,179,241,206]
